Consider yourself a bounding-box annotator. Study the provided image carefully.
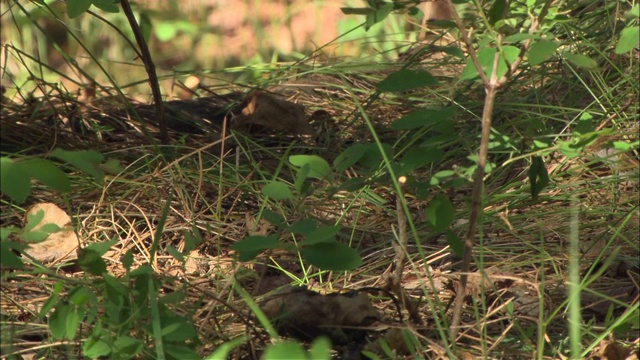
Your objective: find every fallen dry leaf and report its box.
[22,203,78,263]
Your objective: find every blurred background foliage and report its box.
[0,0,438,99]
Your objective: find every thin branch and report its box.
[120,0,168,144]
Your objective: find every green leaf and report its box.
[83,338,112,358]
[288,219,318,235]
[302,225,342,245]
[429,170,455,186]
[139,11,153,43]
[426,194,455,232]
[85,238,118,256]
[50,304,80,340]
[51,149,105,183]
[310,337,332,359]
[528,39,559,66]
[340,7,373,15]
[488,0,510,25]
[528,156,549,199]
[461,47,495,81]
[263,341,307,360]
[615,26,639,54]
[263,181,294,200]
[155,22,179,42]
[574,112,594,135]
[232,235,279,261]
[161,317,198,341]
[397,147,444,174]
[301,242,362,271]
[121,250,134,272]
[334,144,366,173]
[0,242,25,269]
[446,230,464,257]
[391,107,455,131]
[0,157,31,203]
[261,209,286,227]
[165,345,200,360]
[78,248,107,275]
[290,155,332,180]
[113,335,144,358]
[564,53,598,71]
[166,245,184,262]
[365,2,393,30]
[206,336,247,360]
[92,0,119,13]
[66,0,92,18]
[377,69,439,92]
[22,159,71,193]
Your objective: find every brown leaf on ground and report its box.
[231,91,312,135]
[22,203,78,263]
[260,286,380,344]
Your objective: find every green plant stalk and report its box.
[352,99,454,355]
[149,276,166,360]
[568,196,581,358]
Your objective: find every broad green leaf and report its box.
[429,170,455,186]
[78,248,107,275]
[83,339,112,358]
[261,209,286,227]
[263,181,294,200]
[1,157,31,203]
[502,45,520,66]
[377,69,439,92]
[22,159,71,193]
[310,337,332,360]
[398,147,444,174]
[263,341,307,360]
[446,230,464,257]
[288,219,318,235]
[113,336,143,357]
[391,107,455,131]
[161,317,197,341]
[302,242,362,271]
[290,155,332,180]
[302,225,342,245]
[121,250,134,272]
[85,238,118,256]
[164,345,199,360]
[102,159,123,174]
[528,39,559,66]
[232,235,279,261]
[155,22,179,42]
[461,47,494,80]
[334,144,366,173]
[339,177,366,192]
[365,2,393,30]
[294,163,311,193]
[564,53,598,70]
[166,245,184,262]
[615,26,639,54]
[426,194,455,232]
[51,149,105,183]
[92,0,119,13]
[574,112,594,135]
[528,156,549,199]
[0,242,25,269]
[359,143,394,170]
[66,0,92,18]
[139,11,153,43]
[488,0,510,25]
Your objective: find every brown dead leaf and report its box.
[596,339,633,360]
[22,203,78,263]
[231,91,312,135]
[260,286,380,344]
